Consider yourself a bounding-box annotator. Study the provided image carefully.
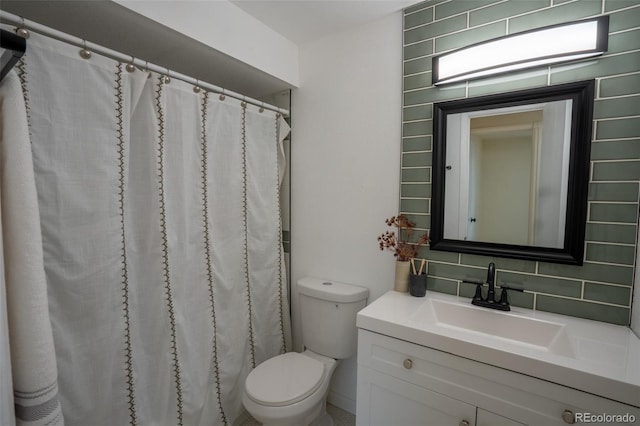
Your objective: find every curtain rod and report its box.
[0,11,290,117]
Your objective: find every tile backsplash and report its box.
[401,0,639,325]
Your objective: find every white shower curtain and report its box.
[10,32,291,425]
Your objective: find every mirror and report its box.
[431,80,595,265]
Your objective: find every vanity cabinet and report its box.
[356,329,639,426]
[357,366,476,426]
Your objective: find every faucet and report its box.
[463,262,522,312]
[486,262,496,305]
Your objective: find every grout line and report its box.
[403,4,432,18]
[599,70,640,81]
[403,118,431,124]
[403,101,435,109]
[609,26,640,36]
[586,220,637,226]
[403,134,432,139]
[588,200,638,205]
[402,134,431,139]
[593,137,640,142]
[597,92,640,100]
[404,38,435,48]
[595,115,640,122]
[403,87,431,94]
[585,240,636,247]
[583,255,637,268]
[532,291,631,309]
[588,179,640,184]
[607,3,640,15]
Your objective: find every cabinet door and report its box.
[357,366,476,426]
[477,409,525,426]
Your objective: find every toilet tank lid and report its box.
[298,277,369,303]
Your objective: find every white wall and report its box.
[291,12,403,413]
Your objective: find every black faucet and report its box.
[463,262,522,312]
[485,262,496,305]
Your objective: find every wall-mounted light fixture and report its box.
[432,16,609,86]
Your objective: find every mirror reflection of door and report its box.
[444,100,572,248]
[469,112,539,245]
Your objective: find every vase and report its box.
[394,260,410,292]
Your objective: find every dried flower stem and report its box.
[377,215,430,262]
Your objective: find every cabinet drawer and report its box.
[358,329,639,425]
[356,365,476,426]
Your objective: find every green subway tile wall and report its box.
[402,0,640,325]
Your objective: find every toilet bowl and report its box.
[242,277,369,426]
[242,350,337,426]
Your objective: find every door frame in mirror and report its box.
[431,80,595,265]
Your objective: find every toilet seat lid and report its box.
[245,352,325,407]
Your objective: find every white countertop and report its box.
[357,290,640,407]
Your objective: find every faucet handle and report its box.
[462,280,484,301]
[498,285,523,306]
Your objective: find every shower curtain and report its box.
[4,31,291,425]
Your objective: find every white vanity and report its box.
[356,291,640,426]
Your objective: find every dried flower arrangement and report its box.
[377,215,430,262]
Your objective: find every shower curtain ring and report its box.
[193,79,201,93]
[219,88,226,101]
[145,61,151,79]
[126,56,136,73]
[16,17,30,39]
[241,96,247,108]
[259,102,265,113]
[79,39,92,59]
[163,69,171,84]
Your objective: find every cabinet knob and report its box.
[562,409,575,424]
[403,358,413,369]
[459,420,470,426]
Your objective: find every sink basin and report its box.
[411,298,575,357]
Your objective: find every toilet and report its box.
[242,277,369,426]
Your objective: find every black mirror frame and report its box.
[431,80,595,265]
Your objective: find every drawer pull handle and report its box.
[562,409,575,424]
[459,420,470,426]
[403,358,413,369]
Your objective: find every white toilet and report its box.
[242,277,369,426]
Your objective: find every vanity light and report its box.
[432,16,609,85]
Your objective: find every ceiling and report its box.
[1,0,416,99]
[230,0,417,45]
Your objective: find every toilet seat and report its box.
[245,352,325,407]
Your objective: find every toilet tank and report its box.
[298,277,369,359]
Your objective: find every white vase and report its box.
[394,260,410,292]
